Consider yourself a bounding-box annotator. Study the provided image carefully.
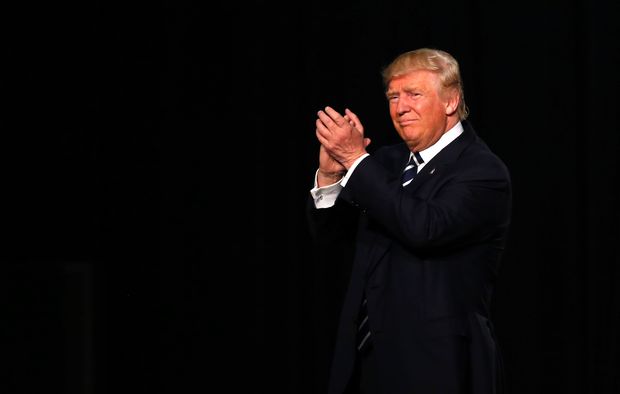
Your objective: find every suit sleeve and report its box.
[338,151,512,250]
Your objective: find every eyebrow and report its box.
[386,85,420,97]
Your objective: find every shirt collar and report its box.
[411,121,464,165]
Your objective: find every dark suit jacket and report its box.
[307,121,512,394]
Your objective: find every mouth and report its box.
[399,119,417,127]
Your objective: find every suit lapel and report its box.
[404,122,476,193]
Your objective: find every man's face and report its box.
[386,69,455,152]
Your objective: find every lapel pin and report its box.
[429,168,436,174]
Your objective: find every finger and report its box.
[324,106,347,127]
[344,108,363,132]
[316,128,330,148]
[315,118,331,138]
[343,114,356,127]
[317,110,336,130]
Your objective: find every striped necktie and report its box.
[357,298,371,353]
[402,152,424,187]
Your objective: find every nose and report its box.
[396,98,410,116]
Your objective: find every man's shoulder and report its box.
[459,136,511,182]
[461,121,508,164]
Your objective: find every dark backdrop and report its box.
[4,1,619,393]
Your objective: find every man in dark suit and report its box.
[307,48,512,394]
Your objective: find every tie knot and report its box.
[402,152,423,187]
[410,151,424,166]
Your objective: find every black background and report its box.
[4,1,619,393]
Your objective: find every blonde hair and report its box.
[381,48,469,120]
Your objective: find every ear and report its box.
[444,91,460,116]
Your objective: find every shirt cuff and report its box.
[310,169,343,209]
